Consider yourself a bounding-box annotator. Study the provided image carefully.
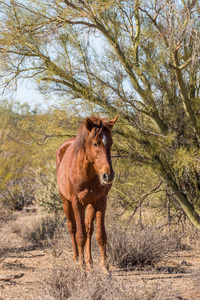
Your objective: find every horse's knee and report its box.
[67,220,76,235]
[85,220,94,237]
[76,231,87,246]
[96,230,107,246]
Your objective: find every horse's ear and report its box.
[107,115,118,130]
[85,117,94,132]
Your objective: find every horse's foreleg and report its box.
[61,196,78,262]
[95,197,108,272]
[72,199,87,268]
[85,204,95,269]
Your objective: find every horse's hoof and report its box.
[100,262,110,275]
[86,263,93,271]
[73,255,78,262]
[102,266,110,275]
[85,258,93,270]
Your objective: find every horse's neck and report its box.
[76,151,96,181]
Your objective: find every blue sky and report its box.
[1,80,56,111]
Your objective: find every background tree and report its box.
[0,0,199,227]
[0,100,76,209]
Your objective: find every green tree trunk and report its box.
[166,176,200,229]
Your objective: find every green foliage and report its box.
[172,147,200,211]
[0,101,37,209]
[0,100,78,210]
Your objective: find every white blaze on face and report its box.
[102,134,107,146]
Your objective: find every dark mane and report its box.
[74,117,111,156]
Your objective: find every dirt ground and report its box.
[0,208,200,300]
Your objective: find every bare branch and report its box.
[139,6,169,47]
[134,121,167,138]
[6,133,73,146]
[63,0,83,11]
[122,180,164,226]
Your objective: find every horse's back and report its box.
[56,137,75,170]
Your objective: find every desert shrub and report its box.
[36,171,62,213]
[14,214,65,247]
[47,264,128,300]
[42,261,176,300]
[0,173,36,211]
[0,234,13,259]
[174,222,200,250]
[107,224,180,269]
[0,207,13,228]
[0,208,16,258]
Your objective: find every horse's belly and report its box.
[57,160,72,201]
[57,173,71,200]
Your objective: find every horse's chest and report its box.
[77,186,106,206]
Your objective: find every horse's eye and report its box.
[93,143,98,147]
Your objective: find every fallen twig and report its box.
[0,273,25,281]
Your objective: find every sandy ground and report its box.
[0,208,200,300]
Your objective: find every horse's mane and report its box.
[74,117,111,156]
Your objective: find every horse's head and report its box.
[83,116,118,185]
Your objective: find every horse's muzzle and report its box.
[100,172,114,185]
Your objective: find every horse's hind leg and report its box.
[60,193,78,261]
[85,204,95,269]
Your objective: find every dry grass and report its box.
[0,209,17,259]
[106,223,181,269]
[47,265,126,300]
[0,234,13,259]
[0,207,14,227]
[1,208,199,300]
[11,213,66,248]
[23,216,187,299]
[41,260,175,300]
[10,211,197,269]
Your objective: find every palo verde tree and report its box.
[0,1,200,227]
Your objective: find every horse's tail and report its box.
[56,147,65,170]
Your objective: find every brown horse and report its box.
[56,116,118,270]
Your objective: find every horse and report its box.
[56,116,118,271]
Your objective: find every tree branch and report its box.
[169,57,192,70]
[6,133,73,146]
[173,49,199,139]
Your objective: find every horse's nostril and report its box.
[103,173,109,182]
